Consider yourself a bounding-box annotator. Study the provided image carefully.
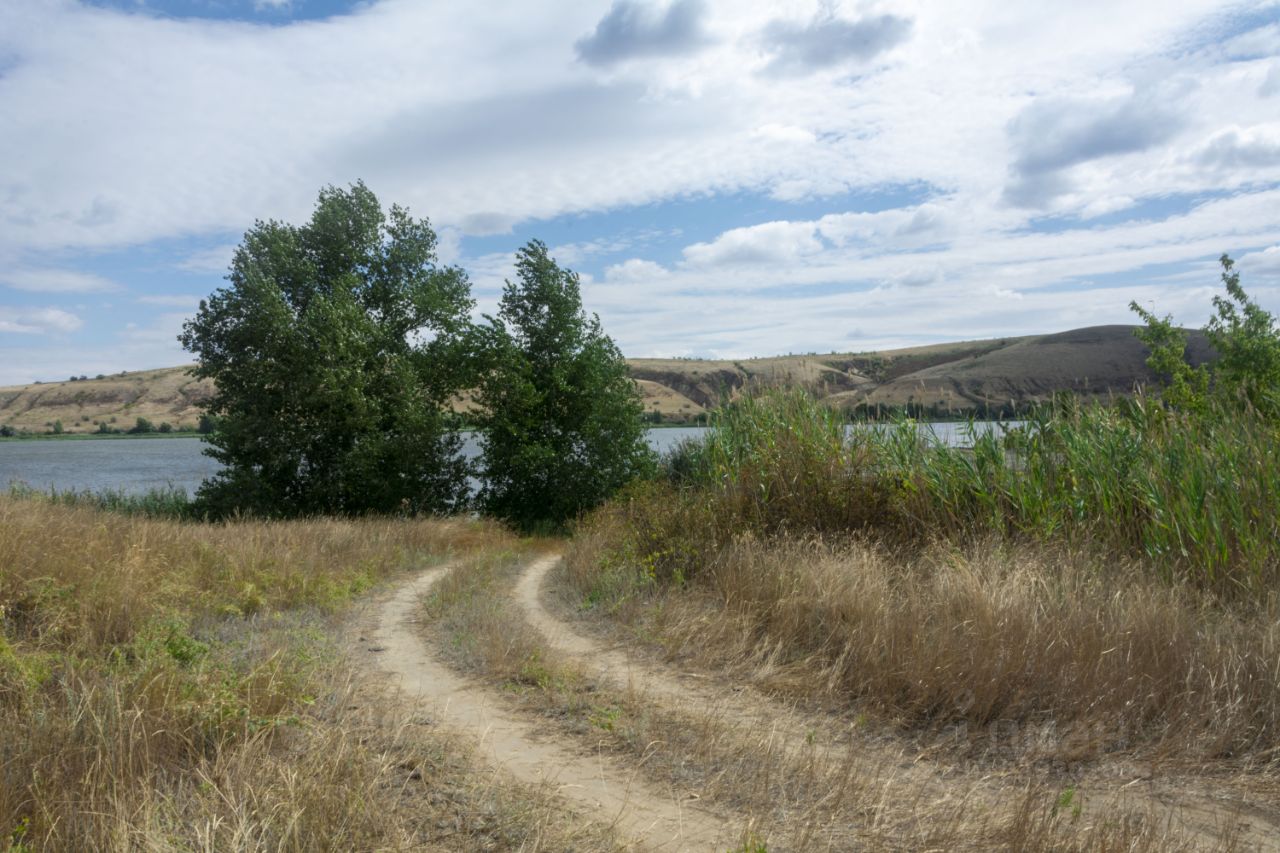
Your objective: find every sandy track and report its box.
[516,555,869,751]
[369,564,734,852]
[516,556,1280,852]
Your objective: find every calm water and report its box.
[0,423,1010,497]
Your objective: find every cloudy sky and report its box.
[2,0,1279,384]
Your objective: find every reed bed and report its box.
[645,390,1280,593]
[566,390,1280,760]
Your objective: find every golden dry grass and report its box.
[566,527,1280,767]
[0,496,616,850]
[421,551,1231,851]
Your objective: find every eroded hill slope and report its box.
[1,325,1203,433]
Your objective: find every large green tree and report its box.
[180,182,474,516]
[475,240,655,530]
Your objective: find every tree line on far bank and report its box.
[179,182,653,531]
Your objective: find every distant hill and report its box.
[0,325,1211,434]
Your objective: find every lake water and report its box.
[0,423,1011,497]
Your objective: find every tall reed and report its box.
[648,389,1280,594]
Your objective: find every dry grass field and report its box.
[0,497,626,850]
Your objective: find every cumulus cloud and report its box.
[682,220,825,267]
[604,258,670,283]
[575,0,711,66]
[0,306,82,335]
[1195,125,1280,170]
[1003,89,1185,208]
[0,268,118,293]
[760,10,912,75]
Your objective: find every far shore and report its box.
[0,431,207,442]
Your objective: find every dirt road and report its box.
[370,563,734,852]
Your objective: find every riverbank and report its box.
[0,430,206,441]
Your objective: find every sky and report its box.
[1,0,1279,385]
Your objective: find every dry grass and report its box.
[566,528,1280,766]
[421,551,1218,851]
[0,495,615,850]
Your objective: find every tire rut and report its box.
[516,556,1280,852]
[516,555,884,759]
[370,563,734,852]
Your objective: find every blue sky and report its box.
[1,0,1279,383]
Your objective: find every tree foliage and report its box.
[475,240,655,531]
[1131,254,1280,416]
[180,182,474,517]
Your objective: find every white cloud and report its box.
[604,258,669,283]
[683,220,825,267]
[0,306,82,335]
[177,244,238,274]
[1195,124,1280,170]
[1239,244,1280,280]
[752,123,816,144]
[0,0,1277,360]
[0,268,118,293]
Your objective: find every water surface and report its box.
[0,423,1011,497]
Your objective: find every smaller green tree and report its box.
[1129,302,1209,412]
[1204,255,1280,414]
[475,240,655,531]
[1132,254,1280,416]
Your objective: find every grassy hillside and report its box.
[0,367,215,434]
[0,324,1199,434]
